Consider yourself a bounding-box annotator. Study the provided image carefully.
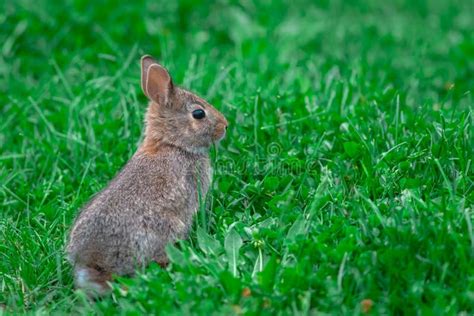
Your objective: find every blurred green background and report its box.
[1,0,473,314]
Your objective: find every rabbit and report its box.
[66,55,228,294]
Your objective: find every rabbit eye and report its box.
[192,109,206,119]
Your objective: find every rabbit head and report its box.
[140,55,228,153]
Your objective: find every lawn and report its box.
[1,0,473,314]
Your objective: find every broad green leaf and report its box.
[257,256,277,292]
[224,228,243,277]
[263,176,280,191]
[285,215,307,244]
[197,227,221,256]
[219,270,242,300]
[165,244,185,267]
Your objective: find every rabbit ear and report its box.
[141,55,173,105]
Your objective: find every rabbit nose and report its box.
[222,116,228,127]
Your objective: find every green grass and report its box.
[1,0,473,314]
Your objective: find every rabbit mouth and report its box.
[212,128,226,142]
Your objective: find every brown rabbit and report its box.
[66,55,228,294]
